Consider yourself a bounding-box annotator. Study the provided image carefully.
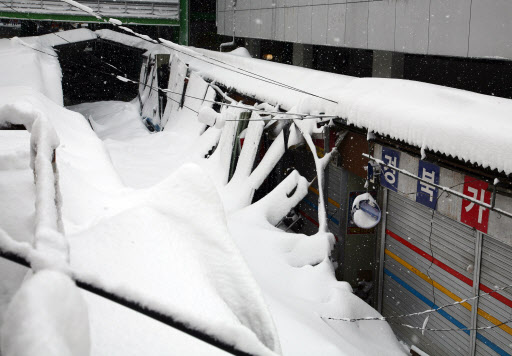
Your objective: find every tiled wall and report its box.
[216,0,512,60]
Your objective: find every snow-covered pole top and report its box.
[0,102,69,271]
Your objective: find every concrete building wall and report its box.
[217,0,512,60]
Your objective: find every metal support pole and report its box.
[469,230,483,356]
[377,188,388,313]
[323,125,330,219]
[179,0,189,45]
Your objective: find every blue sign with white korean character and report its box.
[381,147,400,192]
[416,160,440,209]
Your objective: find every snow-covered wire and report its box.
[9,38,58,57]
[391,319,512,333]
[322,281,512,323]
[115,75,338,119]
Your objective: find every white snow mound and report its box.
[0,270,90,356]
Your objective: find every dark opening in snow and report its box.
[56,39,145,106]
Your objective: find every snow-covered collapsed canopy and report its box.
[0,28,407,356]
[0,35,281,355]
[97,29,512,175]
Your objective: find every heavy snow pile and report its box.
[0,87,280,355]
[0,130,34,325]
[0,35,281,355]
[24,28,98,48]
[0,37,63,104]
[187,46,512,175]
[227,47,252,58]
[70,99,406,356]
[1,270,90,356]
[96,29,160,52]
[335,78,512,175]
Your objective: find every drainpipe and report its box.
[179,0,189,45]
[220,0,236,52]
[220,39,235,52]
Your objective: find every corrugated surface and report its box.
[476,236,512,356]
[326,164,343,238]
[141,59,161,125]
[217,0,512,60]
[161,55,187,128]
[1,0,179,20]
[383,191,475,356]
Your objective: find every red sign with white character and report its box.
[461,176,491,233]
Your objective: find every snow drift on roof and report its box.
[26,28,98,47]
[96,29,159,52]
[0,37,63,104]
[335,78,512,175]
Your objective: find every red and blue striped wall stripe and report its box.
[387,229,512,310]
[301,198,340,225]
[385,268,510,356]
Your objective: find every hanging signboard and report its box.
[380,147,400,192]
[416,160,440,210]
[460,176,491,233]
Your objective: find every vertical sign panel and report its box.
[461,176,491,233]
[381,147,400,192]
[416,160,440,210]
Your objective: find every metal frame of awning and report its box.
[0,0,180,26]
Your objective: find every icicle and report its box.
[421,315,430,335]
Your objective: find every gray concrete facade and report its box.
[217,0,512,60]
